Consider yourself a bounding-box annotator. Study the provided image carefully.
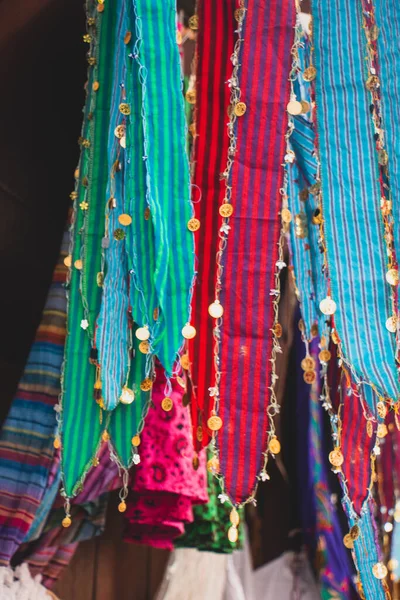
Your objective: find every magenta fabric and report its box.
[124,368,208,549]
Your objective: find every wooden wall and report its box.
[54,501,169,600]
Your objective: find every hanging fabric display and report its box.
[61,0,116,499]
[0,233,68,567]
[212,0,295,506]
[312,0,398,404]
[186,0,236,452]
[132,0,194,372]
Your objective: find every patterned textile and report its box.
[312,0,398,402]
[133,0,194,372]
[61,0,116,497]
[187,0,236,451]
[374,0,400,230]
[175,452,244,554]
[0,234,67,566]
[124,367,208,550]
[304,339,354,598]
[218,0,295,503]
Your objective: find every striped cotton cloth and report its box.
[312,0,398,402]
[61,1,116,497]
[0,234,67,565]
[187,0,237,452]
[133,0,194,373]
[218,0,295,504]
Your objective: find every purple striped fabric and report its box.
[218,0,295,503]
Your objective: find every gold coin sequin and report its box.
[114,124,125,139]
[74,259,83,270]
[372,563,388,580]
[269,437,281,454]
[234,7,246,21]
[319,296,337,316]
[62,517,72,528]
[303,370,316,384]
[219,203,234,218]
[182,323,196,339]
[377,401,387,418]
[192,454,200,470]
[274,323,283,338]
[180,354,190,370]
[310,323,319,338]
[319,349,331,363]
[97,3,104,12]
[124,31,132,44]
[118,214,132,226]
[386,316,397,333]
[207,456,220,474]
[366,420,373,438]
[287,100,303,115]
[300,100,311,114]
[230,508,240,527]
[53,437,61,449]
[329,448,344,467]
[386,268,399,286]
[187,218,200,232]
[92,81,100,92]
[119,386,135,405]
[138,341,150,354]
[64,255,72,268]
[377,423,388,438]
[102,431,110,442]
[207,415,223,431]
[97,272,104,287]
[140,378,153,392]
[131,435,141,447]
[281,208,292,223]
[303,66,317,82]
[208,301,224,319]
[228,526,239,544]
[343,533,354,549]
[119,103,131,115]
[234,102,247,117]
[196,426,203,442]
[118,501,127,513]
[144,207,151,220]
[185,89,196,104]
[301,356,315,371]
[188,14,199,30]
[161,397,173,412]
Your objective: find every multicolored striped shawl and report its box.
[218,0,295,504]
[0,234,67,565]
[312,0,398,403]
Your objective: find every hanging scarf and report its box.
[132,0,194,372]
[312,0,398,403]
[217,0,295,504]
[61,0,116,497]
[0,234,67,566]
[187,0,237,451]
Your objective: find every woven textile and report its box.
[61,1,117,497]
[133,0,194,373]
[312,0,398,401]
[187,0,236,451]
[0,234,68,565]
[218,0,295,503]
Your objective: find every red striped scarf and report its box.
[218,0,295,503]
